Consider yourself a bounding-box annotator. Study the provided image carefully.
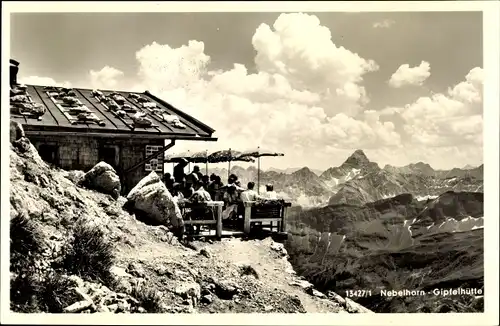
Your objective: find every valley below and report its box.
[259,150,485,313]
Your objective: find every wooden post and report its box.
[228,148,232,182]
[205,150,209,175]
[243,201,253,234]
[216,203,223,239]
[282,205,289,233]
[257,155,260,194]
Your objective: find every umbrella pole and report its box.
[228,148,231,182]
[205,150,208,175]
[258,156,261,194]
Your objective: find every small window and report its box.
[39,144,58,165]
[145,145,164,173]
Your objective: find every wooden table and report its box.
[178,200,224,238]
[242,201,292,234]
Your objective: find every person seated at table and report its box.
[190,180,212,203]
[228,173,238,185]
[185,168,199,186]
[171,183,185,203]
[191,180,214,232]
[222,184,240,220]
[183,177,196,198]
[240,181,263,202]
[261,184,278,200]
[207,175,222,200]
[192,165,204,181]
[163,172,175,193]
[201,174,210,188]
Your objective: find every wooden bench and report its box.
[178,200,224,238]
[242,200,292,234]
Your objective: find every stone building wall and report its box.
[28,134,165,193]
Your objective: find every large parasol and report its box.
[189,150,211,174]
[208,148,255,181]
[237,146,284,193]
[165,151,193,163]
[166,149,254,178]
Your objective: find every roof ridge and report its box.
[144,90,215,134]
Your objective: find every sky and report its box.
[10,11,484,171]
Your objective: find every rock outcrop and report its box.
[82,162,121,199]
[125,171,184,229]
[59,275,146,313]
[10,120,25,143]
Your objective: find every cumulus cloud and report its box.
[372,19,395,29]
[89,66,124,89]
[135,40,210,89]
[252,13,379,116]
[18,76,71,88]
[73,12,481,170]
[377,66,483,168]
[126,13,394,170]
[388,61,431,88]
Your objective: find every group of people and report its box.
[163,159,279,222]
[163,163,224,204]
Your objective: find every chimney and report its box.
[10,59,19,87]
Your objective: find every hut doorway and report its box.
[38,143,59,166]
[98,144,120,170]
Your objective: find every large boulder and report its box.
[126,171,184,230]
[9,121,48,168]
[83,162,121,199]
[10,120,25,143]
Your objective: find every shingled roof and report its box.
[10,84,217,141]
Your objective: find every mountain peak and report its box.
[343,149,370,167]
[293,166,313,175]
[410,162,434,171]
[291,167,322,180]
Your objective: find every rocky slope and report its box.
[9,124,368,314]
[285,191,484,313]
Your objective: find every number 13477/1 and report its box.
[345,290,373,298]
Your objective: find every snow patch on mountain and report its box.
[415,195,439,201]
[423,216,484,234]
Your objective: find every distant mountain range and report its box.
[267,167,323,176]
[205,149,483,207]
[383,162,483,180]
[325,151,483,206]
